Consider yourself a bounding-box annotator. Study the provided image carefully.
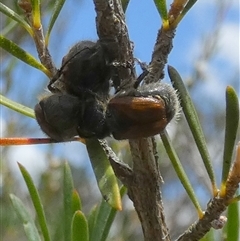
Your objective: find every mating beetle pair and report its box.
[35,41,112,141]
[34,41,179,141]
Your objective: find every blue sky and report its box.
[1,0,239,195]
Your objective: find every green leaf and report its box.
[30,0,41,29]
[45,0,66,45]
[121,0,130,12]
[220,86,239,196]
[1,20,18,36]
[153,0,169,29]
[0,36,51,77]
[86,139,122,210]
[88,205,98,239]
[64,162,74,241]
[226,201,239,241]
[89,186,126,241]
[18,163,51,241]
[160,130,203,218]
[72,189,82,214]
[10,194,42,241]
[0,2,33,36]
[168,65,217,196]
[199,228,214,241]
[71,211,89,241]
[0,94,35,118]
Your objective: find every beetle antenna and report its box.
[134,58,149,89]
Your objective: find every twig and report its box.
[93,0,135,90]
[177,143,240,241]
[19,1,57,76]
[32,26,57,76]
[99,140,133,182]
[144,27,175,84]
[128,138,170,240]
[93,1,173,240]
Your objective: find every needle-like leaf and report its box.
[18,163,51,241]
[71,211,89,241]
[153,0,169,29]
[225,201,239,241]
[63,162,74,241]
[72,189,82,214]
[10,194,42,241]
[121,0,130,12]
[168,65,217,196]
[0,3,33,36]
[0,94,35,118]
[86,139,122,211]
[0,137,84,146]
[161,130,204,218]
[0,36,51,77]
[45,0,66,45]
[89,186,126,241]
[220,86,239,196]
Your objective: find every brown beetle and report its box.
[106,83,179,140]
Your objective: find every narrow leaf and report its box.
[64,162,74,241]
[88,205,98,240]
[18,163,51,241]
[86,138,122,210]
[229,195,240,203]
[161,130,204,218]
[153,0,169,29]
[0,137,84,146]
[220,86,239,196]
[168,65,217,196]
[71,211,89,241]
[0,3,33,36]
[226,201,239,241]
[89,186,126,241]
[10,194,42,241]
[30,0,41,29]
[45,0,66,46]
[1,21,18,36]
[121,0,130,12]
[0,94,35,118]
[0,36,51,77]
[199,229,214,241]
[72,189,82,214]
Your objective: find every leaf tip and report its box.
[17,162,23,169]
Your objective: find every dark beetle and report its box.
[35,41,112,141]
[35,92,110,141]
[48,40,113,99]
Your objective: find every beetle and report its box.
[35,92,110,141]
[106,82,179,140]
[48,40,113,98]
[35,40,179,141]
[35,40,113,141]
